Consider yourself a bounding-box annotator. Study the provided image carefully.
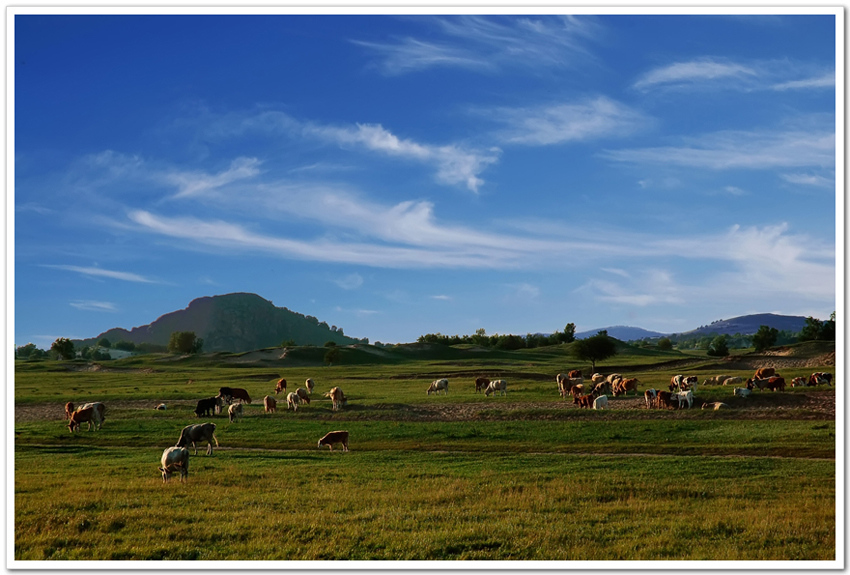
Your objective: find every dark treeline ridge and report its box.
[417,324,577,350]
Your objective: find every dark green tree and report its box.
[113,340,136,351]
[657,337,673,351]
[563,323,576,343]
[50,337,75,360]
[324,346,341,366]
[97,337,112,349]
[168,331,203,354]
[798,316,824,342]
[15,343,38,359]
[281,339,296,347]
[707,335,729,357]
[752,325,779,352]
[324,340,337,348]
[572,333,618,372]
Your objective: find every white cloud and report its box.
[603,126,834,170]
[430,295,452,301]
[489,97,647,146]
[771,73,834,91]
[781,173,834,188]
[335,273,364,290]
[634,59,758,91]
[163,157,262,199]
[70,300,118,312]
[44,265,157,284]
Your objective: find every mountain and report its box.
[577,313,810,341]
[670,313,809,338]
[574,326,666,341]
[73,293,364,353]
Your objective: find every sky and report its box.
[13,11,840,347]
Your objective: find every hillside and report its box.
[575,326,666,340]
[672,313,809,337]
[73,293,363,353]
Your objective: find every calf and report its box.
[484,379,507,397]
[176,423,218,456]
[194,396,221,418]
[675,390,694,409]
[275,379,287,395]
[228,402,243,423]
[475,377,491,393]
[159,446,189,483]
[318,430,350,452]
[593,395,608,410]
[263,395,277,413]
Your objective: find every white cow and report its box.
[733,387,751,398]
[159,446,189,483]
[228,402,243,423]
[676,390,694,409]
[722,377,743,386]
[286,392,301,412]
[427,379,449,395]
[644,388,658,409]
[305,378,315,394]
[593,395,608,410]
[484,379,507,396]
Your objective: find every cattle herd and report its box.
[61,368,833,484]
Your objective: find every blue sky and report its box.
[13,12,839,347]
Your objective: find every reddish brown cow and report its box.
[573,394,594,409]
[475,377,491,393]
[568,370,582,379]
[656,390,676,409]
[64,402,74,420]
[218,387,251,404]
[767,376,786,392]
[614,378,639,396]
[275,379,287,395]
[754,367,776,380]
[68,407,98,432]
[318,430,349,452]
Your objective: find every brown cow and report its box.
[275,379,287,395]
[754,367,776,380]
[573,394,594,409]
[475,377,491,393]
[767,376,786,392]
[218,387,251,404]
[68,406,100,432]
[318,430,350,452]
[656,390,676,409]
[64,402,75,420]
[568,369,582,379]
[264,395,277,413]
[614,378,639,396]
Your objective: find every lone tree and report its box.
[707,335,729,357]
[657,337,673,351]
[572,332,618,372]
[752,325,779,352]
[50,337,75,360]
[97,337,112,349]
[324,346,341,366]
[168,331,204,354]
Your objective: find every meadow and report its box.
[13,342,837,562]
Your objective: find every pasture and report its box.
[13,342,837,562]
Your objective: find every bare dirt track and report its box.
[16,390,835,424]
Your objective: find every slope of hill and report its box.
[574,326,666,341]
[73,293,363,353]
[672,313,809,337]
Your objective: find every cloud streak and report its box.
[44,265,158,284]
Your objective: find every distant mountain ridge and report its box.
[578,313,810,341]
[73,293,363,353]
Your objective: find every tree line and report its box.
[417,324,577,350]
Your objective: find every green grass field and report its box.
[13,343,837,562]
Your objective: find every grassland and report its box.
[13,341,837,562]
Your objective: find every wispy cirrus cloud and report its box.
[43,265,158,284]
[771,73,834,91]
[486,96,647,146]
[781,172,834,187]
[634,58,758,91]
[355,15,602,75]
[603,126,834,170]
[162,157,262,198]
[335,273,364,290]
[70,300,118,312]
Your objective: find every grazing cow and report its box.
[296,388,311,404]
[176,423,218,456]
[722,377,743,386]
[701,402,729,411]
[591,373,606,385]
[324,387,346,411]
[275,379,287,395]
[754,367,776,380]
[228,402,243,423]
[593,395,608,410]
[767,376,786,392]
[614,378,639,396]
[318,430,350,452]
[305,378,315,394]
[64,402,74,420]
[670,375,685,391]
[573,394,594,409]
[569,384,585,398]
[675,390,694,409]
[263,395,277,413]
[568,369,582,379]
[593,381,612,397]
[154,403,167,411]
[791,377,808,388]
[475,377,491,393]
[194,396,222,418]
[159,446,189,483]
[733,387,751,398]
[656,391,676,409]
[556,374,567,390]
[607,374,623,385]
[218,387,251,404]
[286,392,301,412]
[809,372,832,386]
[644,389,658,409]
[748,378,770,391]
[559,377,582,398]
[427,379,449,395]
[702,375,730,386]
[682,376,699,391]
[68,406,99,432]
[485,379,507,397]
